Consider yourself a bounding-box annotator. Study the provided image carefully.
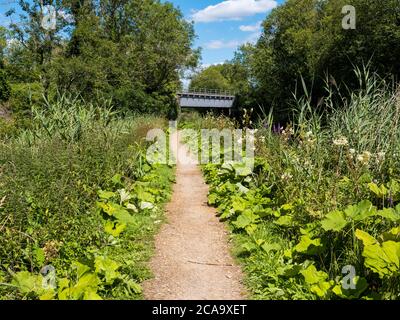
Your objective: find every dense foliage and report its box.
[190,0,400,122]
[2,0,400,301]
[181,71,400,299]
[251,0,400,119]
[2,0,198,116]
[0,98,174,299]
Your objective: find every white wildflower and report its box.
[305,131,313,138]
[333,136,349,146]
[357,151,372,165]
[281,172,293,181]
[376,152,386,164]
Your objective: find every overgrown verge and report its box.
[181,72,400,300]
[0,96,174,299]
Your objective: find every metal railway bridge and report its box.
[177,89,236,110]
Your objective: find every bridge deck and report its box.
[178,89,235,109]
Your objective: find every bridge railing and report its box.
[179,88,235,97]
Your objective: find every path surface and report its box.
[143,131,246,300]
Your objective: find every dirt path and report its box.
[143,131,246,300]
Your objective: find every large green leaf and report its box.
[69,273,100,300]
[104,221,126,237]
[12,271,43,294]
[368,182,388,198]
[274,215,294,227]
[72,261,91,278]
[321,210,348,231]
[97,201,121,217]
[344,200,376,221]
[231,162,252,177]
[300,265,333,298]
[135,186,155,203]
[114,208,136,225]
[94,256,121,285]
[118,189,132,203]
[356,229,400,278]
[97,190,116,200]
[376,208,400,222]
[236,183,250,194]
[232,210,259,230]
[311,280,334,298]
[83,288,103,300]
[295,235,325,255]
[300,265,328,284]
[332,276,368,299]
[381,227,400,242]
[231,196,247,213]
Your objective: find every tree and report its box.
[189,66,231,91]
[6,0,69,95]
[248,0,400,121]
[5,0,199,115]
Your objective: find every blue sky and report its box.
[0,0,285,66]
[169,0,285,66]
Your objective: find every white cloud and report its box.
[205,31,261,50]
[239,21,262,32]
[205,39,241,49]
[191,0,277,23]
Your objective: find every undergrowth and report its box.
[0,96,174,299]
[182,70,400,300]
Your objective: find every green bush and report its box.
[0,118,17,139]
[182,70,400,299]
[0,70,10,102]
[0,96,173,299]
[9,83,44,114]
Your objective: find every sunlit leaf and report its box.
[295,235,325,255]
[98,190,116,200]
[104,221,126,237]
[321,210,347,231]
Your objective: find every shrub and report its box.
[0,70,10,102]
[9,83,44,114]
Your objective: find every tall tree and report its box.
[6,0,68,95]
[248,0,400,121]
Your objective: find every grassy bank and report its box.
[0,97,174,299]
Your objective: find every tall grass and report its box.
[0,96,167,299]
[258,68,400,191]
[329,67,400,160]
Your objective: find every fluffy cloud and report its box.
[239,21,262,32]
[192,0,277,23]
[205,39,241,49]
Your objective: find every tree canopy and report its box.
[250,0,400,120]
[3,0,199,115]
[190,0,400,122]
